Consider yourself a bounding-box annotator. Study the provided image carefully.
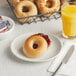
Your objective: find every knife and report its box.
[51,45,75,76]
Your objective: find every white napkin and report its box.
[57,46,76,76]
[48,41,76,76]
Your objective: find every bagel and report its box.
[9,0,34,7]
[14,1,37,23]
[36,0,60,16]
[23,35,48,58]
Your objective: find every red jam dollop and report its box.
[35,33,51,46]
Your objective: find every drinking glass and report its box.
[61,1,76,39]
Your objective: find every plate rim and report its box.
[11,32,63,62]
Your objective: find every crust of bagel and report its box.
[23,35,48,58]
[14,1,37,23]
[36,0,60,16]
[9,0,34,7]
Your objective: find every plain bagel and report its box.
[14,1,37,23]
[36,0,60,16]
[23,35,48,58]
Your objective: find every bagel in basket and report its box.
[36,0,60,17]
[9,0,34,7]
[14,1,37,23]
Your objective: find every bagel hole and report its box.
[22,6,29,12]
[46,0,53,8]
[33,44,38,49]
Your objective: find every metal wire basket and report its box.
[7,0,61,24]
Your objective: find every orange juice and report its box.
[61,5,76,38]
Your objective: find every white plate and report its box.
[11,33,62,62]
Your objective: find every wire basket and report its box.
[7,0,61,24]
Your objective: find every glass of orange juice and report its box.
[61,1,76,39]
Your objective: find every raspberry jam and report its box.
[35,33,51,46]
